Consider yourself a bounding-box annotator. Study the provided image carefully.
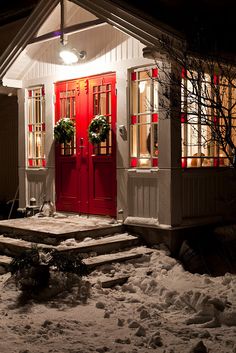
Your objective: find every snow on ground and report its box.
[0,244,235,353]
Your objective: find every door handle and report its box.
[79,137,85,148]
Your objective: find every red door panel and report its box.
[55,73,116,217]
[55,81,78,212]
[88,74,117,216]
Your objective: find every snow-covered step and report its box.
[84,246,152,269]
[58,233,139,255]
[0,254,12,266]
[90,275,129,288]
[0,233,139,258]
[0,217,123,245]
[0,235,53,257]
[0,255,12,274]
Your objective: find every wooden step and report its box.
[57,233,139,255]
[0,235,53,257]
[0,244,152,275]
[0,233,139,258]
[0,255,12,274]
[84,247,152,269]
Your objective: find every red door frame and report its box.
[55,73,117,217]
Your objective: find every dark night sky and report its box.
[0,0,39,26]
[1,0,236,55]
[112,0,236,55]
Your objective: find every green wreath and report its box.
[88,115,110,144]
[54,118,75,144]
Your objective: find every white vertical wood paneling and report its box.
[26,168,55,207]
[128,173,158,219]
[27,174,46,206]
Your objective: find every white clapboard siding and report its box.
[128,173,158,218]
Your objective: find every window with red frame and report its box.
[130,67,159,168]
[27,87,46,168]
[181,70,236,168]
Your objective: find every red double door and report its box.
[55,73,117,217]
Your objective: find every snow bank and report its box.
[0,245,235,353]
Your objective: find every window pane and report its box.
[108,91,111,115]
[139,80,151,113]
[130,125,137,157]
[153,81,158,111]
[187,79,198,114]
[201,80,212,118]
[130,68,159,168]
[187,123,199,157]
[59,90,76,156]
[27,87,45,168]
[93,94,98,115]
[92,86,112,156]
[232,82,236,117]
[152,124,158,157]
[139,70,150,80]
[131,81,138,115]
[139,124,151,158]
[220,84,229,116]
[99,92,107,115]
[182,71,236,168]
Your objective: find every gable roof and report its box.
[0,0,184,82]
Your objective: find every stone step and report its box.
[84,246,152,269]
[0,233,139,258]
[0,217,123,245]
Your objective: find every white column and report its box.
[158,61,182,226]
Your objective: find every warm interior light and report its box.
[59,48,79,64]
[139,81,146,93]
[139,158,149,166]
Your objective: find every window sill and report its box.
[26,168,48,173]
[128,168,158,173]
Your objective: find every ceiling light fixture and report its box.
[59,0,86,65]
[59,45,79,64]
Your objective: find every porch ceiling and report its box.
[0,0,184,85]
[2,1,100,83]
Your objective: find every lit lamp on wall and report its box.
[59,0,86,65]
